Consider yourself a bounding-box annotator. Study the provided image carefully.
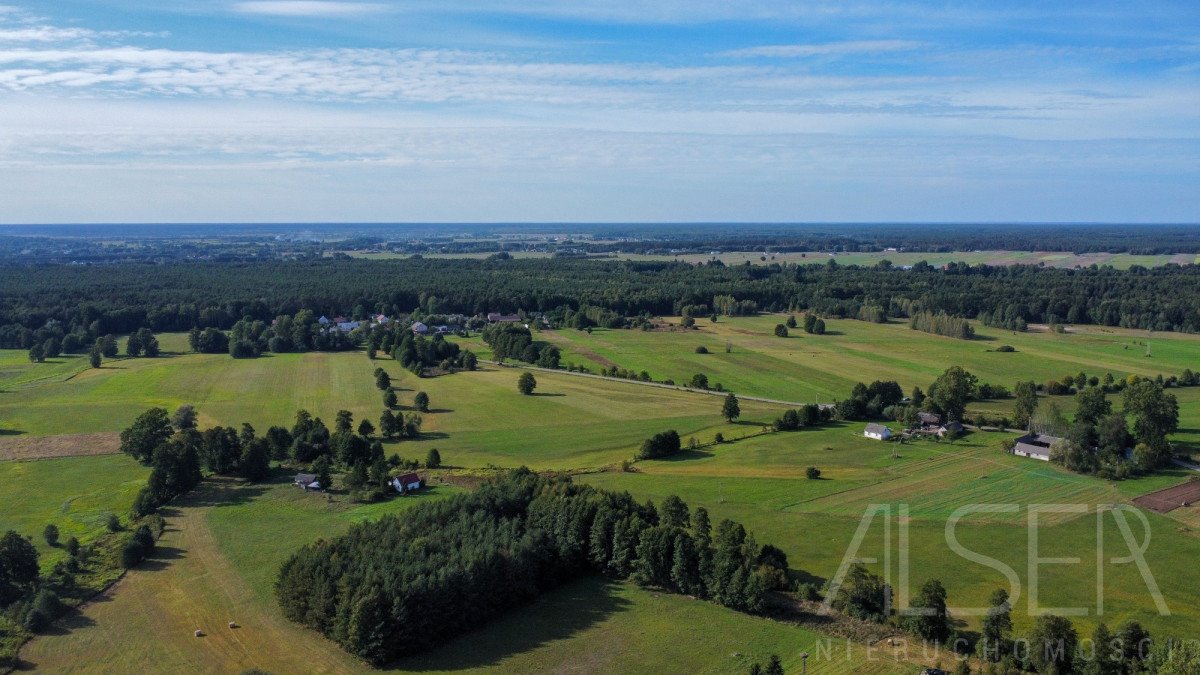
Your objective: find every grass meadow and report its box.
[5,314,1200,673]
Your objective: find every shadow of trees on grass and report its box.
[387,577,631,672]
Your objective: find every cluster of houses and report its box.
[293,472,424,494]
[307,311,533,336]
[316,314,390,333]
[862,412,964,442]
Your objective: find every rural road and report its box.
[482,359,830,409]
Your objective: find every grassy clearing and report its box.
[0,346,787,470]
[0,454,148,570]
[581,428,1200,640]
[22,475,911,675]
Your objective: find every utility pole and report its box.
[800,652,809,675]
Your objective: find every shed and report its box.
[1012,433,1057,461]
[294,473,320,490]
[864,423,893,441]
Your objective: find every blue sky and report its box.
[0,1,1197,223]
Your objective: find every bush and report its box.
[106,513,121,532]
[995,345,1016,352]
[694,345,709,354]
[714,432,725,444]
[42,523,59,546]
[65,536,80,556]
[133,524,156,554]
[121,540,145,569]
[774,324,789,337]
[806,467,821,479]
[637,430,682,459]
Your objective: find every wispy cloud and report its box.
[232,1,388,17]
[720,40,925,58]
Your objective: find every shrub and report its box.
[694,345,709,354]
[774,324,789,337]
[714,432,725,444]
[106,513,121,532]
[806,467,821,480]
[121,540,145,569]
[995,345,1016,352]
[638,430,682,459]
[42,523,59,547]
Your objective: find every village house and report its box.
[864,423,893,441]
[391,473,422,493]
[317,315,331,326]
[487,312,521,323]
[1012,433,1056,461]
[918,411,942,426]
[411,321,429,335]
[336,320,359,332]
[293,473,321,490]
[939,421,965,438]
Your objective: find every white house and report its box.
[864,423,893,441]
[1012,433,1056,461]
[391,473,422,493]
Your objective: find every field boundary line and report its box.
[481,360,824,408]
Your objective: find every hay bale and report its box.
[194,629,205,637]
[228,621,239,629]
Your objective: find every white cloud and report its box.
[720,40,925,58]
[232,1,387,17]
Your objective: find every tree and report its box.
[1013,381,1038,429]
[979,588,1012,661]
[240,439,272,482]
[357,419,375,437]
[383,389,398,408]
[786,315,797,329]
[638,430,682,459]
[722,393,741,422]
[120,407,175,463]
[1026,614,1078,675]
[1123,380,1179,444]
[774,324,788,337]
[518,371,537,395]
[803,314,817,333]
[171,404,198,431]
[42,523,59,547]
[88,345,102,368]
[379,409,398,438]
[812,318,826,335]
[375,370,391,391]
[1030,400,1069,437]
[1082,622,1121,675]
[904,578,950,642]
[28,343,44,363]
[1075,386,1112,426]
[414,391,430,413]
[425,448,441,469]
[0,530,39,586]
[312,455,332,491]
[690,373,709,389]
[660,495,689,528]
[335,410,354,434]
[928,366,976,422]
[764,655,784,675]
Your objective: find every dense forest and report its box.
[276,469,788,665]
[2,257,1200,348]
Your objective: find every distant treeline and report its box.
[3,257,1200,347]
[276,469,788,665]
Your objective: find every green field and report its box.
[20,476,910,674]
[6,315,1200,673]
[0,455,149,569]
[539,315,1200,404]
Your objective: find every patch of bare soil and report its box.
[1133,479,1200,513]
[0,432,120,461]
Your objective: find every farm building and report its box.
[918,412,942,426]
[939,421,965,438]
[411,321,429,335]
[293,473,321,490]
[391,473,422,493]
[1012,433,1057,461]
[864,423,893,441]
[487,312,521,323]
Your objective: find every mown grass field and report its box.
[21,476,909,675]
[540,315,1200,404]
[0,344,786,469]
[6,314,1200,673]
[0,455,149,570]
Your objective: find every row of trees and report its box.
[832,563,1193,674]
[910,310,976,340]
[276,470,788,665]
